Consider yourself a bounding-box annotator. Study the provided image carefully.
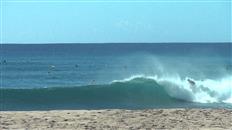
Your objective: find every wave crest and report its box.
[113,75,232,103]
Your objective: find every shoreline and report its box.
[1,108,232,129]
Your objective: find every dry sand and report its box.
[0,109,232,130]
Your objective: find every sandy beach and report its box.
[0,109,231,130]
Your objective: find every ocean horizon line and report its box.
[1,42,232,45]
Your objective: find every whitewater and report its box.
[113,75,232,104]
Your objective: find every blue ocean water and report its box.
[0,43,232,110]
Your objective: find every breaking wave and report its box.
[1,75,231,110]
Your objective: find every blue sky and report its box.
[1,0,231,43]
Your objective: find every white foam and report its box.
[112,74,145,83]
[113,74,232,104]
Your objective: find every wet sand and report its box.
[1,109,232,130]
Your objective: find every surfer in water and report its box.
[1,60,7,64]
[75,64,79,68]
[90,79,96,85]
[49,65,56,70]
[187,79,195,86]
[188,79,198,93]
